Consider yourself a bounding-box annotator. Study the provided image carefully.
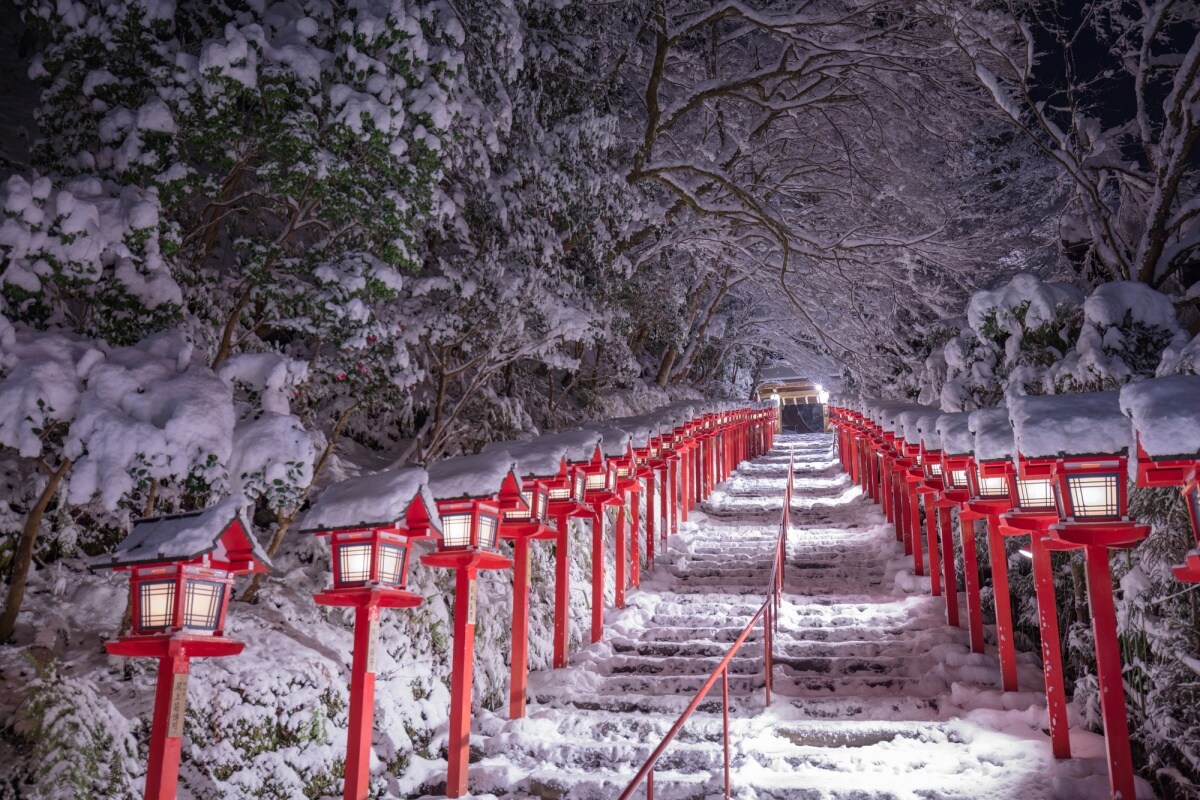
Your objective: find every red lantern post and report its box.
[935,411,985,653]
[422,455,518,799]
[1012,391,1148,800]
[580,440,623,642]
[93,499,271,800]
[300,468,440,799]
[1122,375,1200,582]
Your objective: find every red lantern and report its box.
[301,468,439,800]
[421,454,520,798]
[1121,375,1200,582]
[1011,391,1145,800]
[93,499,270,800]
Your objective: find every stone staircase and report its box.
[456,434,1112,800]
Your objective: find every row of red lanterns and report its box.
[828,376,1200,800]
[92,404,780,800]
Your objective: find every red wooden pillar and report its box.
[445,565,478,798]
[679,447,691,521]
[1085,544,1137,800]
[958,510,986,654]
[646,473,656,569]
[923,495,940,593]
[614,505,627,609]
[553,512,570,668]
[908,488,924,575]
[668,460,679,535]
[591,507,605,643]
[1031,535,1071,760]
[629,487,641,588]
[937,507,958,626]
[344,604,380,798]
[896,476,910,549]
[144,648,190,800]
[510,537,531,719]
[985,514,1019,692]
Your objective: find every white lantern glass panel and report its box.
[976,470,1009,498]
[478,514,498,548]
[586,472,607,490]
[507,490,533,521]
[574,474,585,500]
[949,469,968,489]
[536,488,547,519]
[928,463,943,476]
[441,514,473,548]
[1066,474,1120,518]
[1188,485,1200,540]
[138,580,176,630]
[337,542,373,584]
[1016,478,1056,510]
[549,485,570,500]
[376,543,407,585]
[183,579,224,630]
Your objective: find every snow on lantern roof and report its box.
[1010,391,1131,459]
[535,429,605,463]
[872,402,927,432]
[585,425,635,458]
[968,407,1014,463]
[913,410,944,451]
[895,410,927,446]
[480,439,567,479]
[298,467,440,534]
[603,414,666,449]
[426,451,521,501]
[936,412,975,457]
[1120,375,1200,460]
[93,496,270,572]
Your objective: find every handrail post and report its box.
[646,770,653,800]
[722,667,731,799]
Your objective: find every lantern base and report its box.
[106,634,244,659]
[997,512,1058,537]
[965,498,1011,517]
[546,502,593,520]
[499,522,556,542]
[421,549,512,571]
[1172,552,1200,583]
[1050,521,1149,548]
[313,586,423,609]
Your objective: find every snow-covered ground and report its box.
[457,433,1147,799]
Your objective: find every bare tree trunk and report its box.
[0,459,72,644]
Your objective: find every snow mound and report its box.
[1010,392,1130,459]
[968,407,1014,462]
[1119,375,1200,460]
[936,412,974,456]
[300,466,437,532]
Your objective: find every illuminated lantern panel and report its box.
[1015,477,1056,511]
[130,565,232,636]
[975,469,1010,499]
[441,514,473,548]
[945,469,969,490]
[479,514,498,548]
[506,490,536,521]
[928,462,943,477]
[1188,482,1200,542]
[574,473,586,502]
[337,542,373,584]
[586,472,607,491]
[138,580,176,630]
[1065,473,1121,519]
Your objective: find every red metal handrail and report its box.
[617,452,794,800]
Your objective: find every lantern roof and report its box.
[936,412,974,457]
[427,451,521,501]
[604,414,670,449]
[298,466,440,534]
[870,401,927,432]
[912,410,945,452]
[1119,375,1200,460]
[584,425,635,458]
[1010,391,1130,459]
[968,406,1014,462]
[894,408,940,448]
[93,496,270,572]
[480,439,567,479]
